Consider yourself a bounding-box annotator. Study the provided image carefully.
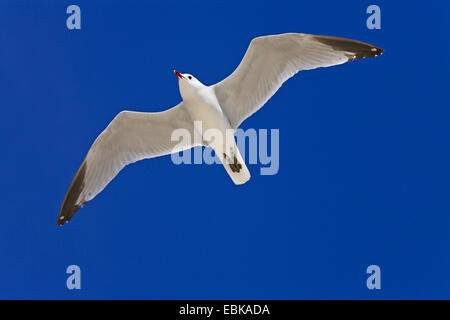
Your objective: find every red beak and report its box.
[173,70,183,79]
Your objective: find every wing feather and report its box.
[57,102,196,225]
[214,33,383,128]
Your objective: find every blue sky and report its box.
[0,0,449,299]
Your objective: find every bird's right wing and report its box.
[57,102,197,225]
[213,33,383,129]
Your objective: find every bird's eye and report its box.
[188,76,192,80]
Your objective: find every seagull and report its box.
[57,33,383,225]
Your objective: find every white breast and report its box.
[185,87,232,135]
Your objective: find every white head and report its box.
[174,70,205,100]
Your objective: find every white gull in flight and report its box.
[57,33,383,225]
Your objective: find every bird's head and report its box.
[174,70,205,99]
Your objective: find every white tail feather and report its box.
[218,144,251,185]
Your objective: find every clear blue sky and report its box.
[0,0,449,299]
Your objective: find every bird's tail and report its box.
[218,144,250,185]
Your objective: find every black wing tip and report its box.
[56,204,81,226]
[57,160,87,226]
[312,34,384,61]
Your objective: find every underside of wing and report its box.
[57,103,196,225]
[214,33,383,128]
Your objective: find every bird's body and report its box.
[185,85,230,136]
[178,74,251,185]
[57,33,383,225]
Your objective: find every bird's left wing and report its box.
[213,33,383,129]
[57,102,197,225]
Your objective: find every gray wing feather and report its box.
[57,102,196,225]
[214,33,383,128]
